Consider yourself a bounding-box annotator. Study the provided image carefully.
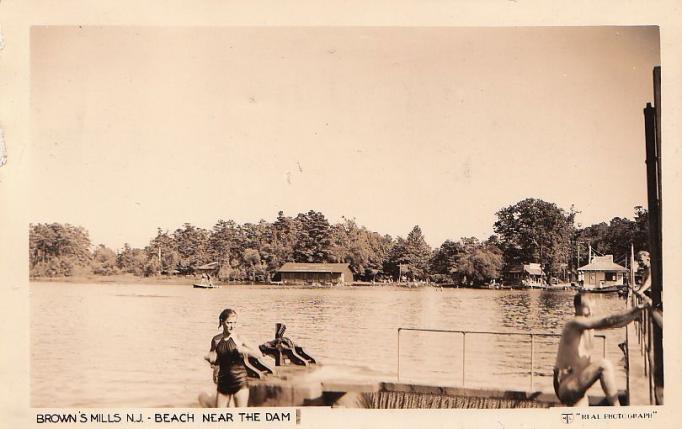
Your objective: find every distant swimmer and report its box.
[553,293,649,406]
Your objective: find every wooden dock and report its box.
[198,364,626,408]
[626,320,652,405]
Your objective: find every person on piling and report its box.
[204,308,264,407]
[553,293,649,406]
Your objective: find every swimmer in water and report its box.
[204,308,264,407]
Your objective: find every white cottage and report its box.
[578,255,627,289]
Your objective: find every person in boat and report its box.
[553,293,649,406]
[204,308,264,407]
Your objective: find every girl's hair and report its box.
[218,308,238,327]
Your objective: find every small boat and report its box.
[193,283,219,289]
[580,284,626,294]
[543,283,573,292]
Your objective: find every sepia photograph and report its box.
[25,25,665,414]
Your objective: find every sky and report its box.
[29,26,660,250]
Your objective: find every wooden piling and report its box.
[643,65,664,405]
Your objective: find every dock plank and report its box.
[626,322,652,405]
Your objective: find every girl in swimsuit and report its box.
[204,308,263,407]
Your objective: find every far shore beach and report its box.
[28,274,443,289]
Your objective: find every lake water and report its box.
[30,282,629,407]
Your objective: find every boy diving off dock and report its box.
[554,293,649,406]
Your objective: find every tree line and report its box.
[29,199,649,285]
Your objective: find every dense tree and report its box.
[117,243,148,276]
[240,220,278,280]
[494,198,575,278]
[242,248,265,281]
[633,206,649,250]
[385,226,432,280]
[329,218,375,275]
[293,210,334,263]
[144,229,180,275]
[574,206,649,268]
[208,219,241,278]
[31,205,645,284]
[173,223,210,273]
[267,211,300,273]
[92,244,119,275]
[456,244,504,286]
[29,223,92,277]
[430,240,465,281]
[429,236,502,286]
[369,234,394,265]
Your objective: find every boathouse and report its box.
[276,262,353,285]
[503,263,545,287]
[194,262,220,276]
[578,255,627,289]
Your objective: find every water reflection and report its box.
[31,283,628,407]
[495,291,532,330]
[538,291,574,331]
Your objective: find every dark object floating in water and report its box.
[579,285,626,294]
[193,283,218,289]
[114,294,171,298]
[259,323,317,366]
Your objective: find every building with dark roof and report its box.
[195,262,220,276]
[276,262,353,285]
[578,255,627,289]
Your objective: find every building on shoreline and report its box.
[194,261,220,277]
[276,262,353,285]
[577,255,627,289]
[503,263,545,288]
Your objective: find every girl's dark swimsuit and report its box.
[211,335,248,395]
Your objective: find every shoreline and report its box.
[29,275,458,289]
[28,275,578,292]
[30,274,199,285]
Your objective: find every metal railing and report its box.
[397,328,606,392]
[629,286,663,404]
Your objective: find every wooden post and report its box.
[625,305,631,405]
[529,334,534,391]
[397,329,401,381]
[576,241,580,283]
[644,65,664,404]
[461,332,466,387]
[630,243,636,289]
[653,66,664,406]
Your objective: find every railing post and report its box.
[529,334,534,391]
[626,324,631,406]
[397,328,401,382]
[635,295,642,344]
[647,313,654,404]
[462,332,466,387]
[643,311,649,377]
[394,328,617,395]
